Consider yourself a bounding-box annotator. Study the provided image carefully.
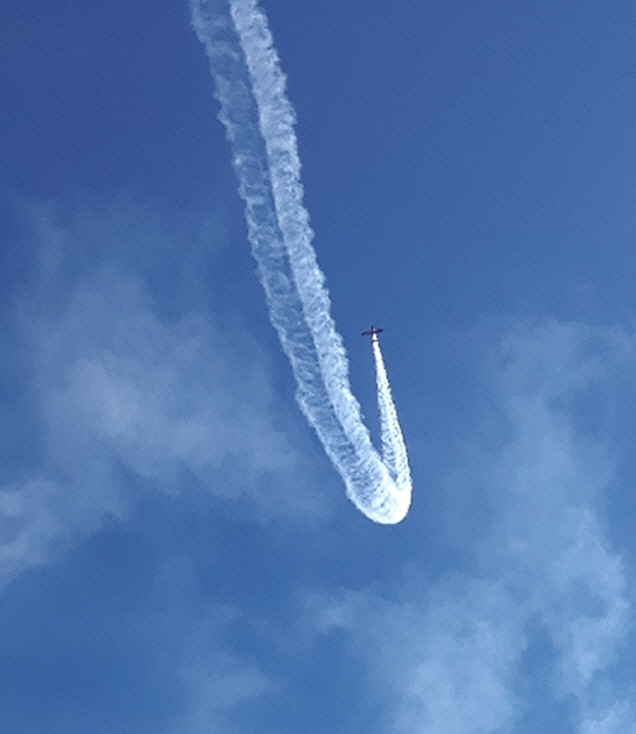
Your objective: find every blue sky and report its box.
[2,0,636,732]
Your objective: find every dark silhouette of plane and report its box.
[361,326,384,338]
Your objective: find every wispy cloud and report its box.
[1,199,327,588]
[173,648,275,734]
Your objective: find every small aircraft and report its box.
[361,326,384,339]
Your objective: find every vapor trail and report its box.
[191,0,412,523]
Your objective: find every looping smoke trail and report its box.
[191,0,412,523]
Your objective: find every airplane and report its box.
[361,326,384,339]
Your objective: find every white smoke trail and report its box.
[373,339,411,502]
[191,0,412,523]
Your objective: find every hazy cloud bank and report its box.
[1,199,326,588]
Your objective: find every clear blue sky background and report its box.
[2,1,636,732]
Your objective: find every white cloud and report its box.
[145,555,276,734]
[579,701,635,734]
[0,477,126,587]
[541,508,629,697]
[35,267,305,495]
[173,651,275,734]
[307,576,525,734]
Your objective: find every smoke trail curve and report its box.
[191,0,412,523]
